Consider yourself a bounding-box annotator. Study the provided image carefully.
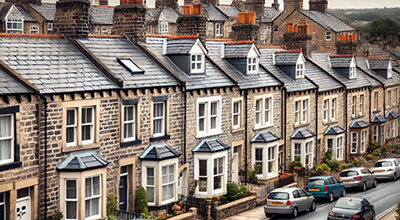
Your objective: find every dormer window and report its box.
[388,62,392,78]
[117,58,144,74]
[296,63,305,79]
[6,19,23,33]
[158,22,168,34]
[191,54,205,74]
[247,57,259,74]
[349,58,356,79]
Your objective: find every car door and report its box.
[361,168,372,187]
[394,160,400,177]
[362,200,374,220]
[292,190,302,210]
[297,190,309,211]
[328,178,337,196]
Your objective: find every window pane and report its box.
[66,127,75,143]
[162,166,168,184]
[66,180,77,199]
[0,140,12,161]
[85,178,92,198]
[211,102,217,115]
[0,116,11,137]
[17,188,29,199]
[82,125,91,141]
[199,103,205,117]
[255,148,263,161]
[162,185,168,201]
[154,119,162,134]
[199,160,207,176]
[93,176,100,196]
[124,123,133,139]
[154,103,164,118]
[210,117,216,129]
[199,177,207,192]
[214,176,221,190]
[199,118,205,132]
[66,110,75,126]
[91,198,99,216]
[125,106,134,121]
[147,187,154,202]
[147,168,154,185]
[66,201,77,219]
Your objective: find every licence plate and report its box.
[309,188,320,192]
[270,201,283,205]
[374,170,384,173]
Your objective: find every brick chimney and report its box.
[283,0,303,12]
[309,0,328,14]
[177,3,207,42]
[112,0,147,42]
[232,12,260,42]
[156,0,178,10]
[272,0,280,10]
[54,0,90,38]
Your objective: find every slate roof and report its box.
[324,124,346,135]
[0,67,33,95]
[0,4,36,22]
[371,114,387,123]
[207,41,281,89]
[139,143,181,160]
[357,58,400,88]
[259,49,317,93]
[0,36,118,94]
[159,7,180,23]
[78,37,179,88]
[349,120,369,129]
[166,38,198,55]
[192,138,231,153]
[305,58,343,92]
[386,110,400,120]
[329,56,353,68]
[56,150,109,171]
[260,7,281,23]
[89,6,114,25]
[0,4,12,21]
[29,3,55,21]
[291,127,316,139]
[203,3,227,21]
[15,5,37,22]
[147,10,161,23]
[143,37,235,90]
[367,58,390,70]
[311,53,381,90]
[299,10,355,32]
[216,5,239,18]
[274,52,300,66]
[251,130,281,143]
[224,43,253,58]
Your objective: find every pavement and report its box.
[379,204,398,220]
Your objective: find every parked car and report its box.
[339,167,377,191]
[327,197,375,220]
[371,158,400,181]
[305,176,345,202]
[264,187,316,218]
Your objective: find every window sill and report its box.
[121,139,142,148]
[196,131,223,139]
[294,123,310,129]
[232,127,245,133]
[62,143,100,153]
[150,135,170,142]
[322,121,338,126]
[373,110,381,114]
[0,161,22,172]
[257,173,279,180]
[351,115,365,120]
[253,124,274,131]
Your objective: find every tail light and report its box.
[338,176,341,181]
[329,211,335,217]
[352,214,361,219]
[324,185,328,192]
[303,187,306,190]
[353,175,362,180]
[286,200,291,206]
[265,198,267,205]
[388,168,394,172]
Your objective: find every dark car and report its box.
[327,197,375,220]
[305,176,345,202]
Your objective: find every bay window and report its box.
[326,138,333,152]
[213,158,224,190]
[65,180,78,220]
[292,140,314,168]
[146,167,155,203]
[197,97,221,136]
[162,164,175,202]
[0,115,13,165]
[153,102,165,137]
[85,176,101,218]
[361,131,366,153]
[351,132,358,154]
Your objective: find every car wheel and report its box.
[266,213,272,218]
[372,212,375,220]
[310,200,316,212]
[292,207,298,218]
[373,179,377,188]
[329,192,334,202]
[362,182,367,191]
[342,188,346,197]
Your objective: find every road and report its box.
[226,179,400,220]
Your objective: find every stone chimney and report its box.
[54,0,90,38]
[272,0,279,10]
[156,0,178,10]
[232,12,260,42]
[309,0,328,14]
[283,0,303,12]
[112,0,147,42]
[177,3,207,42]
[243,0,265,17]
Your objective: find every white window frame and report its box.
[81,107,94,145]
[326,138,334,152]
[326,31,332,41]
[0,114,14,165]
[255,99,262,127]
[388,90,392,107]
[30,25,38,34]
[349,60,356,79]
[267,145,276,176]
[296,63,305,79]
[254,148,263,175]
[373,126,378,142]
[47,23,53,31]
[331,98,336,121]
[153,102,165,137]
[254,96,273,129]
[196,96,222,137]
[302,99,308,124]
[264,97,272,126]
[252,142,279,180]
[215,23,222,36]
[65,179,78,220]
[305,142,312,167]
[351,132,358,154]
[158,22,168,34]
[84,175,101,219]
[161,164,175,203]
[190,54,205,74]
[294,143,301,163]
[213,157,224,190]
[374,91,378,111]
[292,139,314,168]
[361,130,366,153]
[359,95,364,116]
[337,136,343,160]
[6,18,23,33]
[323,99,329,122]
[232,100,241,129]
[391,121,396,138]
[295,101,300,125]
[198,159,208,193]
[146,167,155,205]
[66,109,77,147]
[247,57,259,74]
[352,96,356,117]
[123,105,136,142]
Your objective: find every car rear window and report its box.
[306,179,325,186]
[334,199,362,210]
[340,171,358,177]
[268,192,289,200]
[374,161,392,167]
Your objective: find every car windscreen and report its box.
[340,171,358,177]
[334,199,362,210]
[268,192,289,200]
[306,179,325,186]
[374,161,392,167]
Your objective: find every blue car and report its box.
[305,176,345,202]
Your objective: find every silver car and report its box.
[371,158,400,180]
[264,187,316,218]
[339,167,377,191]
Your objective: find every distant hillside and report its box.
[328,8,400,26]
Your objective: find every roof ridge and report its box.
[88,34,124,38]
[0,60,39,93]
[0,33,63,38]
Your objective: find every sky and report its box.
[219,0,400,9]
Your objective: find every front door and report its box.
[119,166,129,211]
[16,188,30,220]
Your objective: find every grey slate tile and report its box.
[300,10,355,32]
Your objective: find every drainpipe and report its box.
[345,89,348,162]
[315,90,318,165]
[244,89,248,183]
[369,87,372,144]
[184,89,187,164]
[42,95,48,218]
[282,87,287,172]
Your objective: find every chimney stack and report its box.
[283,0,303,12]
[156,0,178,10]
[177,3,207,42]
[272,0,279,10]
[309,0,328,14]
[232,12,260,42]
[54,0,90,38]
[242,0,265,17]
[112,0,147,42]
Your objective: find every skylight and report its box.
[117,58,144,74]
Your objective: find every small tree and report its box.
[107,194,118,220]
[135,186,149,214]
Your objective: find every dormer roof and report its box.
[371,114,387,123]
[349,120,369,129]
[224,42,260,59]
[367,58,391,70]
[192,138,231,153]
[56,150,109,171]
[166,37,208,55]
[139,143,181,161]
[274,50,303,66]
[324,124,346,135]
[291,127,316,139]
[386,110,400,120]
[251,130,281,143]
[329,55,354,68]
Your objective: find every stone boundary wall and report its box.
[213,196,257,220]
[168,208,198,220]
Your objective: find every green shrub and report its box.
[341,163,353,170]
[372,150,379,156]
[324,151,333,161]
[47,211,63,220]
[315,163,331,173]
[107,194,118,218]
[108,216,117,220]
[369,141,381,153]
[226,182,239,201]
[289,160,303,169]
[249,169,259,184]
[381,146,389,156]
[327,160,341,171]
[236,185,250,199]
[219,195,229,204]
[135,186,148,214]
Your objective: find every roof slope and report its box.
[166,38,197,55]
[78,37,179,88]
[0,36,118,94]
[89,6,114,25]
[260,7,281,23]
[15,5,37,22]
[0,67,33,94]
[216,5,239,18]
[29,3,55,21]
[203,3,227,21]
[224,43,253,58]
[159,7,180,23]
[299,10,355,32]
[357,58,400,88]
[305,58,343,92]
[139,143,181,160]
